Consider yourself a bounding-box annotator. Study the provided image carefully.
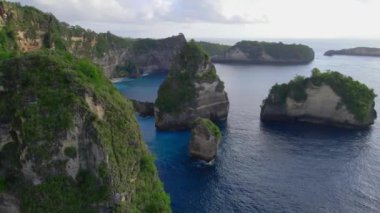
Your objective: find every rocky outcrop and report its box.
[261,69,377,129]
[0,53,170,212]
[212,41,314,65]
[0,193,19,213]
[189,118,221,162]
[130,35,187,75]
[96,34,187,78]
[155,41,229,131]
[324,47,380,57]
[0,2,186,78]
[131,99,155,117]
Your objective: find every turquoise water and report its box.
[114,39,380,212]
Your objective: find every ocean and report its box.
[114,39,380,213]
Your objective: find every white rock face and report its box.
[188,119,221,162]
[261,84,376,128]
[224,47,249,61]
[286,85,357,124]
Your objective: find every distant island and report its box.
[324,47,380,57]
[261,69,377,129]
[212,41,315,65]
[195,41,231,57]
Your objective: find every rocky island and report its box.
[324,47,380,57]
[212,41,314,65]
[189,118,222,162]
[155,41,229,131]
[0,52,170,212]
[261,69,377,129]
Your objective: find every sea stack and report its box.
[189,118,222,162]
[260,69,377,129]
[155,41,229,130]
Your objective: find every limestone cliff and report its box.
[212,41,314,65]
[324,47,380,57]
[0,52,171,212]
[189,118,221,162]
[261,69,377,129]
[155,41,229,130]
[0,2,186,78]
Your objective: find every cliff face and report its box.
[324,47,380,57]
[130,35,187,75]
[155,42,229,130]
[261,69,377,129]
[212,41,314,65]
[92,34,186,78]
[0,2,186,78]
[189,118,221,162]
[0,52,170,212]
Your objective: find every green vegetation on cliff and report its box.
[196,118,221,140]
[0,51,170,212]
[264,69,376,121]
[0,2,133,59]
[195,41,230,56]
[235,41,314,62]
[155,41,221,114]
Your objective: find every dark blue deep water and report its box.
[114,39,380,212]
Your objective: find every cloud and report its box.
[10,0,267,24]
[13,0,132,22]
[156,0,268,24]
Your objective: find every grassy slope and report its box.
[0,2,133,59]
[0,51,170,212]
[196,118,221,140]
[195,41,230,56]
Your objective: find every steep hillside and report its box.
[0,51,171,212]
[0,2,186,78]
[195,41,230,57]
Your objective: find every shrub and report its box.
[64,146,77,159]
[198,118,221,140]
[0,177,7,192]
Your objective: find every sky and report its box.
[9,0,380,39]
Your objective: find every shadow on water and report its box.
[260,121,373,140]
[259,121,374,158]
